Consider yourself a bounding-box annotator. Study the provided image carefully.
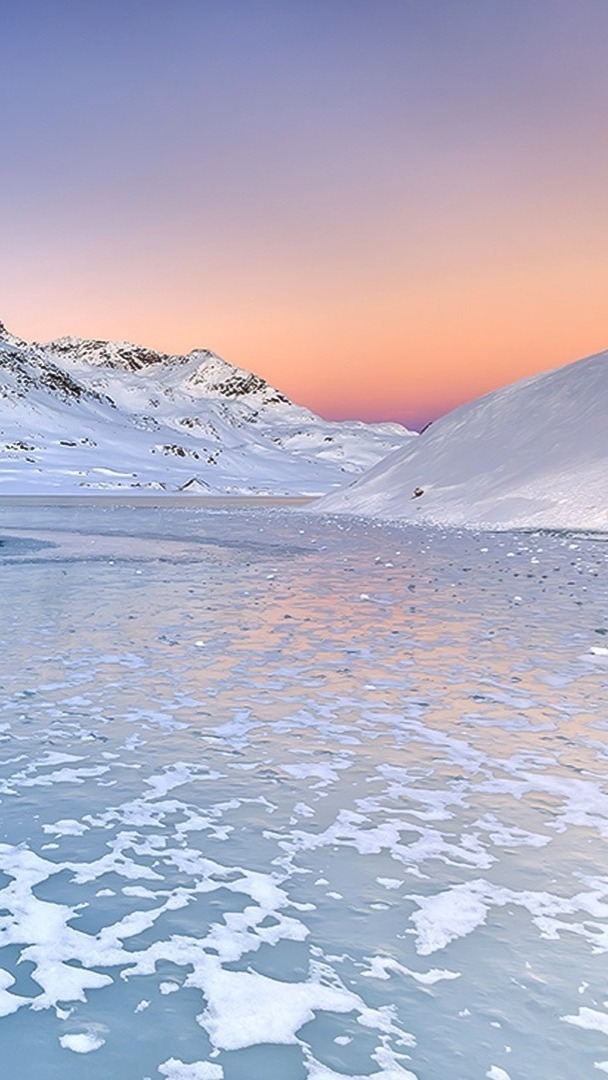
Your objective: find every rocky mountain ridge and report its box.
[0,321,414,495]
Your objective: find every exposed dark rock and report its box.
[152,444,200,459]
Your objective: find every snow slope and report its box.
[317,350,608,531]
[0,321,414,495]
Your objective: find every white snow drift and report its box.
[0,321,414,495]
[318,350,608,531]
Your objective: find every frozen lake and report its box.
[0,504,607,1079]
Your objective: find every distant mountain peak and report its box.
[39,335,291,407]
[0,317,414,496]
[0,320,27,348]
[184,351,289,404]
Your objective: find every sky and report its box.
[1,0,607,430]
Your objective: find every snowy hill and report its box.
[317,350,608,530]
[0,321,414,495]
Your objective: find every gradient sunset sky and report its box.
[1,0,607,429]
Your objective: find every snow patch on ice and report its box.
[562,1007,608,1034]
[158,1060,224,1079]
[59,1030,106,1053]
[193,962,361,1050]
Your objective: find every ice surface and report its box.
[0,505,607,1078]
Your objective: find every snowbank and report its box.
[317,351,608,531]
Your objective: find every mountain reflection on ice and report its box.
[0,503,607,1079]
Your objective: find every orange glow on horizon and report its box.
[6,240,606,431]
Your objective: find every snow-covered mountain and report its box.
[0,321,414,495]
[317,350,608,531]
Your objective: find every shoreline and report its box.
[0,494,318,508]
